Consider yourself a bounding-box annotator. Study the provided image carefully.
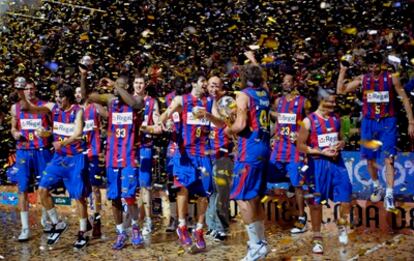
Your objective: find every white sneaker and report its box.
[338,226,348,245]
[18,228,31,242]
[142,219,153,236]
[384,195,395,211]
[240,241,270,261]
[312,239,323,254]
[370,186,383,203]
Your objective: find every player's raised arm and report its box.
[336,64,362,95]
[16,89,54,114]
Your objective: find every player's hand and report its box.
[79,66,88,76]
[408,123,414,139]
[321,147,337,158]
[339,63,348,73]
[98,77,114,87]
[12,131,22,140]
[52,141,63,151]
[334,140,345,151]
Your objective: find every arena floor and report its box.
[1,193,414,260]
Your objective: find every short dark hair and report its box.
[171,76,187,95]
[58,84,76,104]
[240,64,263,88]
[365,52,383,64]
[189,71,206,84]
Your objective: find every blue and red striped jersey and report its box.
[106,98,139,168]
[138,96,156,148]
[270,95,306,163]
[236,87,270,163]
[165,91,181,157]
[362,72,395,119]
[307,112,341,151]
[210,123,232,159]
[52,104,85,156]
[180,93,213,157]
[83,103,101,159]
[15,100,52,150]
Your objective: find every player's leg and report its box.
[381,117,398,211]
[122,166,142,246]
[38,155,69,245]
[361,118,383,202]
[15,150,31,241]
[88,156,103,238]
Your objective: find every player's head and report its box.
[282,73,295,93]
[133,74,147,96]
[24,80,37,101]
[240,64,263,89]
[56,84,76,109]
[207,75,224,99]
[114,75,130,96]
[75,87,83,104]
[366,52,383,75]
[317,87,336,113]
[171,76,188,95]
[189,71,207,95]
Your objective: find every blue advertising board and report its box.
[342,151,414,201]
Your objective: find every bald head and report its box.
[207,76,224,99]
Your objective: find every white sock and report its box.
[116,223,124,233]
[131,219,138,226]
[20,211,29,230]
[257,220,265,241]
[246,222,261,245]
[372,179,380,188]
[196,223,203,231]
[178,218,186,228]
[145,217,152,224]
[80,218,87,232]
[47,208,59,224]
[41,208,48,222]
[386,188,393,197]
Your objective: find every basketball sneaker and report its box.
[177,225,192,246]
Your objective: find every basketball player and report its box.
[297,88,352,254]
[337,52,414,210]
[268,73,310,234]
[224,65,271,260]
[88,76,145,249]
[10,78,53,241]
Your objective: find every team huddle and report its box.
[7,51,414,260]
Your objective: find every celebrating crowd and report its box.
[1,0,414,260]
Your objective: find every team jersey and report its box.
[15,100,52,150]
[362,71,395,119]
[165,91,181,157]
[106,98,139,168]
[52,104,85,156]
[307,112,341,151]
[236,87,270,163]
[209,123,232,159]
[83,103,101,159]
[270,95,306,163]
[180,93,213,157]
[138,96,156,148]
